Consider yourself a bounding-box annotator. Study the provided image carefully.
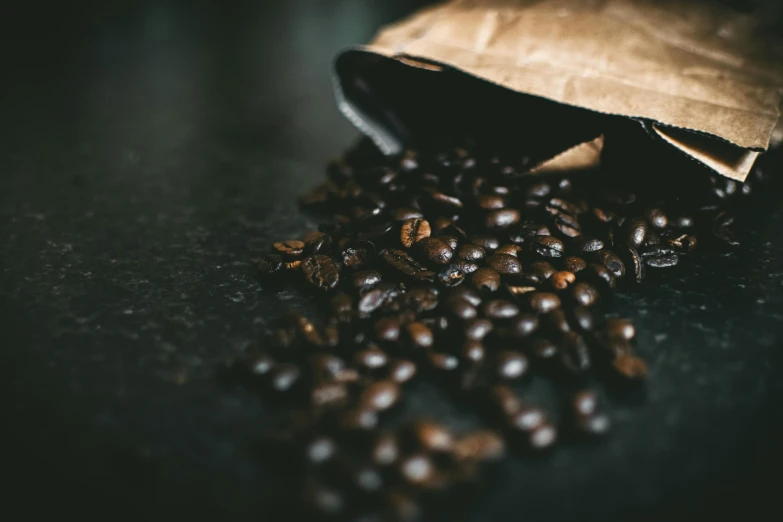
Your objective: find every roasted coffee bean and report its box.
[506,284,538,296]
[415,237,454,265]
[532,337,558,359]
[303,231,333,255]
[570,236,604,254]
[449,286,482,307]
[646,208,668,229]
[429,352,460,372]
[496,351,529,380]
[476,194,506,209]
[340,407,379,431]
[462,339,486,362]
[568,306,595,332]
[490,385,522,416]
[572,390,599,416]
[486,253,523,275]
[604,318,636,342]
[525,181,551,199]
[510,313,539,338]
[472,267,501,292]
[355,348,388,370]
[340,246,370,270]
[413,420,453,452]
[374,317,401,342]
[486,208,520,228]
[273,239,305,258]
[530,236,565,258]
[582,263,616,290]
[406,322,434,349]
[645,253,680,268]
[469,235,500,252]
[622,218,648,247]
[465,318,494,340]
[405,287,439,312]
[544,309,571,334]
[438,234,461,250]
[453,259,479,274]
[356,217,393,242]
[529,261,556,281]
[399,454,436,485]
[270,363,301,392]
[529,292,561,313]
[560,332,591,374]
[257,254,283,277]
[669,233,698,252]
[564,256,588,273]
[593,249,625,279]
[453,431,505,461]
[495,244,523,257]
[400,218,432,248]
[248,353,276,376]
[482,299,520,319]
[312,382,348,407]
[671,214,694,229]
[301,255,341,290]
[381,248,428,276]
[351,269,381,290]
[306,437,337,464]
[446,295,478,321]
[392,207,424,221]
[457,244,486,262]
[550,270,576,290]
[360,380,401,411]
[372,433,399,466]
[570,282,599,307]
[510,407,546,432]
[578,413,611,436]
[619,245,645,283]
[430,191,463,209]
[389,359,417,383]
[613,354,648,379]
[438,264,465,287]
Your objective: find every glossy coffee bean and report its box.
[340,407,379,430]
[613,354,648,379]
[490,385,521,416]
[529,292,561,313]
[374,317,401,342]
[570,236,604,254]
[569,306,595,332]
[453,431,506,461]
[302,255,341,290]
[622,217,648,247]
[472,267,501,292]
[400,218,431,248]
[355,348,388,370]
[532,337,558,359]
[496,351,529,379]
[458,244,486,262]
[550,270,575,290]
[416,237,454,265]
[446,295,478,320]
[486,208,520,228]
[429,352,460,372]
[482,299,520,319]
[544,309,570,334]
[510,313,539,338]
[372,433,400,466]
[570,282,599,307]
[352,269,382,289]
[563,256,587,273]
[270,364,301,392]
[529,424,557,450]
[306,437,337,464]
[463,339,486,362]
[406,322,434,349]
[465,318,493,340]
[360,380,401,411]
[399,454,435,485]
[312,382,348,407]
[273,239,305,258]
[573,390,599,416]
[530,235,565,258]
[529,261,556,280]
[469,235,500,252]
[510,406,546,431]
[604,318,636,342]
[646,207,668,229]
[560,332,591,374]
[438,264,465,287]
[476,194,506,209]
[593,249,625,279]
[487,253,523,275]
[413,420,453,452]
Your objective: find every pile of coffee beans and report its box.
[240,137,769,521]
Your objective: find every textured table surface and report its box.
[2,2,782,521]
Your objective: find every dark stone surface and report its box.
[1,1,781,521]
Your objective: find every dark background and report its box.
[1,1,782,521]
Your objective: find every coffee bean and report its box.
[487,253,523,275]
[570,282,599,307]
[490,385,521,416]
[645,253,680,268]
[496,351,529,379]
[381,248,429,277]
[462,339,486,362]
[355,348,388,370]
[413,420,453,451]
[373,433,400,466]
[453,431,505,461]
[510,313,539,338]
[438,264,465,287]
[430,192,463,209]
[446,295,478,321]
[593,249,625,279]
[582,263,616,290]
[482,299,520,319]
[570,236,604,254]
[400,218,432,248]
[416,237,454,265]
[405,287,440,312]
[530,236,564,258]
[449,286,483,307]
[358,288,386,316]
[529,292,561,313]
[360,380,401,411]
[306,437,337,464]
[270,364,301,392]
[406,322,434,349]
[429,352,460,372]
[646,208,668,229]
[301,255,341,290]
[340,407,379,430]
[572,390,599,416]
[620,245,645,283]
[352,269,382,289]
[550,270,576,290]
[486,208,520,228]
[465,318,493,340]
[560,332,591,374]
[312,382,348,407]
[472,267,501,292]
[393,207,424,221]
[622,218,648,247]
[510,407,546,432]
[437,234,461,250]
[569,306,595,332]
[604,318,636,342]
[529,261,556,280]
[563,256,587,273]
[399,454,435,485]
[375,317,401,342]
[506,285,538,296]
[389,359,417,383]
[273,239,305,258]
[457,244,486,262]
[578,413,611,436]
[613,354,648,379]
[526,182,551,199]
[532,337,558,359]
[469,235,500,252]
[529,424,557,449]
[544,309,571,334]
[476,194,506,209]
[248,353,276,376]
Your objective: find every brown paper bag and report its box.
[333,0,783,181]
